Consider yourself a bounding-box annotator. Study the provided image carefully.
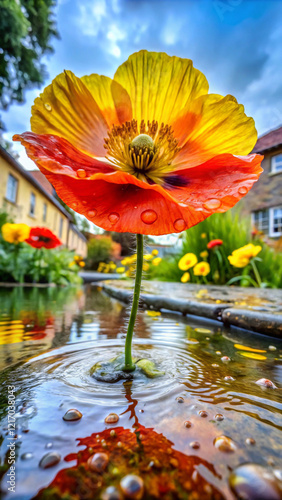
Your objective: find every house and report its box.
[239,125,282,239]
[0,145,87,257]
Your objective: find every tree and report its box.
[0,0,58,127]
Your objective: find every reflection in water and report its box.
[0,285,281,499]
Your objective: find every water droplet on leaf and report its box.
[141,209,158,224]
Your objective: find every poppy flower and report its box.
[2,223,30,244]
[207,239,223,249]
[193,261,211,276]
[13,51,263,236]
[228,243,262,268]
[178,252,198,271]
[25,227,62,249]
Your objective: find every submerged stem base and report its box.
[90,354,165,383]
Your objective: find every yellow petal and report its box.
[181,272,190,283]
[239,352,267,360]
[174,94,257,168]
[1,223,30,243]
[114,50,209,125]
[146,310,161,317]
[178,253,198,271]
[31,70,109,157]
[234,344,266,353]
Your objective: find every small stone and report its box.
[229,463,282,500]
[246,438,256,445]
[39,452,61,469]
[101,486,122,500]
[215,414,224,421]
[199,410,208,418]
[120,474,144,499]
[184,421,192,428]
[88,452,109,473]
[63,409,82,421]
[255,378,277,389]
[214,435,236,453]
[190,441,200,450]
[105,413,119,424]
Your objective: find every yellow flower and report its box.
[200,250,209,259]
[228,243,262,268]
[121,257,130,266]
[144,254,153,260]
[181,272,190,283]
[79,261,85,267]
[152,257,162,266]
[152,249,159,256]
[178,253,198,271]
[146,310,161,317]
[143,262,150,271]
[116,267,125,273]
[2,223,30,244]
[193,261,210,276]
[201,233,207,239]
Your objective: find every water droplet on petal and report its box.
[88,210,97,219]
[214,435,237,453]
[238,186,248,195]
[173,218,186,232]
[44,103,52,111]
[72,202,78,209]
[141,209,158,224]
[184,421,192,428]
[256,378,277,389]
[199,410,208,418]
[190,441,200,450]
[63,409,82,421]
[21,452,33,460]
[120,474,144,499]
[105,413,119,424]
[101,486,122,500]
[108,213,120,224]
[88,452,109,472]
[204,199,222,210]
[39,451,61,469]
[77,169,87,178]
[229,464,282,500]
[215,414,224,421]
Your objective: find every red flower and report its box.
[25,227,62,249]
[13,51,263,236]
[207,239,223,249]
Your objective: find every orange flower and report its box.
[13,51,263,236]
[193,262,210,276]
[207,239,223,249]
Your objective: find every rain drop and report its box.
[101,486,122,500]
[39,451,61,469]
[173,218,186,232]
[77,169,87,178]
[255,378,277,389]
[120,474,144,499]
[141,209,158,225]
[88,452,109,473]
[184,421,192,428]
[199,410,208,418]
[215,414,224,421]
[238,186,248,195]
[63,409,82,421]
[203,199,222,210]
[44,103,52,111]
[105,413,119,424]
[214,435,237,453]
[190,441,200,450]
[108,213,120,224]
[88,210,97,218]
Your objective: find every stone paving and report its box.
[101,280,282,337]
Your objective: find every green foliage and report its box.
[0,0,58,122]
[87,236,115,270]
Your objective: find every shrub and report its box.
[87,235,121,270]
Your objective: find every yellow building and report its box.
[0,145,87,257]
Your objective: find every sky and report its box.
[2,0,282,171]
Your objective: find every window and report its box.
[252,209,269,233]
[6,174,18,203]
[43,203,47,222]
[29,192,36,216]
[270,207,282,237]
[59,217,63,238]
[271,154,282,173]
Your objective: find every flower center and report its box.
[104,119,180,184]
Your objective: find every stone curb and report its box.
[102,283,282,338]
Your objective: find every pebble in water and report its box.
[229,463,282,500]
[120,474,144,499]
[101,486,122,500]
[214,436,237,453]
[199,410,208,418]
[215,414,224,421]
[88,452,109,473]
[176,397,184,403]
[21,452,33,460]
[246,438,256,446]
[39,452,61,469]
[105,413,119,424]
[184,421,192,428]
[189,441,200,450]
[63,409,82,421]
[255,378,277,389]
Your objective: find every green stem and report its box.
[250,259,262,287]
[123,234,143,372]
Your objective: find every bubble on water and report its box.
[101,486,122,500]
[246,438,256,446]
[224,375,235,381]
[216,351,222,355]
[184,421,192,428]
[45,442,53,449]
[269,346,277,351]
[77,169,87,178]
[88,210,97,218]
[221,356,230,362]
[21,452,33,460]
[204,199,222,210]
[212,363,219,368]
[141,209,158,224]
[44,103,52,111]
[214,435,236,453]
[176,397,184,403]
[105,413,119,424]
[199,410,208,418]
[215,414,224,421]
[229,463,282,500]
[255,378,277,389]
[120,474,144,499]
[108,213,120,224]
[39,451,61,469]
[190,441,200,450]
[88,452,109,473]
[238,186,248,195]
[63,409,82,421]
[173,219,186,232]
